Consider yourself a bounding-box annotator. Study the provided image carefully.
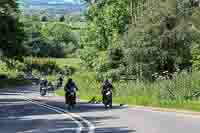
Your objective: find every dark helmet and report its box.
[104,79,109,84]
[68,78,73,83]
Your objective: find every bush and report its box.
[32,41,66,58]
[63,65,76,76]
[24,58,62,75]
[96,68,124,81]
[0,74,8,80]
[79,47,98,69]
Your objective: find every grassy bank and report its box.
[53,58,200,112]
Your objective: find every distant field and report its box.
[41,22,86,31]
[53,58,81,70]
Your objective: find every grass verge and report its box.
[55,65,200,112]
[0,78,32,88]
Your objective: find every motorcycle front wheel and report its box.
[40,90,46,96]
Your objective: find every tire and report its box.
[104,104,108,109]
[68,94,75,109]
[109,103,112,108]
[40,89,46,96]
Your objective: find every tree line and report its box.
[1,0,200,82]
[0,0,80,59]
[80,0,200,81]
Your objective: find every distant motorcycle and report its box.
[40,87,47,96]
[103,89,112,109]
[54,79,63,89]
[57,80,63,88]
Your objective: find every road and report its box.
[1,85,200,133]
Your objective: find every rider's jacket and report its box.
[64,81,78,92]
[58,76,63,82]
[40,80,48,87]
[102,82,113,94]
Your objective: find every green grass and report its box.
[0,61,18,77]
[0,60,31,88]
[25,57,81,70]
[53,58,200,112]
[53,58,81,70]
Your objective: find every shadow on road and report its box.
[0,93,22,96]
[0,87,136,133]
[35,98,127,113]
[0,98,60,118]
[95,127,136,133]
[33,99,136,133]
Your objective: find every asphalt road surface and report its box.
[1,85,200,133]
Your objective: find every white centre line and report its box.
[25,98,95,133]
[1,88,96,133]
[24,98,83,133]
[18,88,95,133]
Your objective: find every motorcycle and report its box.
[58,80,63,88]
[55,79,63,89]
[40,87,47,96]
[67,89,76,109]
[103,89,112,109]
[47,83,55,92]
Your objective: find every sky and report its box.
[21,0,81,4]
[64,0,75,2]
[64,0,81,3]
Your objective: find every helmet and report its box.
[68,78,73,83]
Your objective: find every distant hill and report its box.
[19,0,85,16]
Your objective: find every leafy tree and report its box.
[81,0,200,81]
[82,0,129,50]
[79,47,98,68]
[59,15,65,22]
[41,16,48,22]
[0,0,26,59]
[125,0,194,80]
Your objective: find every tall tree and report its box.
[0,0,26,59]
[59,15,65,22]
[126,0,193,80]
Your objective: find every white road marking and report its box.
[22,97,83,133]
[47,128,81,132]
[16,87,95,133]
[17,129,40,133]
[24,97,95,133]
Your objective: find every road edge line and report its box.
[22,97,83,133]
[30,98,96,133]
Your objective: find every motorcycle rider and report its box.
[40,78,48,93]
[48,81,53,92]
[57,72,64,87]
[101,79,114,106]
[64,78,78,105]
